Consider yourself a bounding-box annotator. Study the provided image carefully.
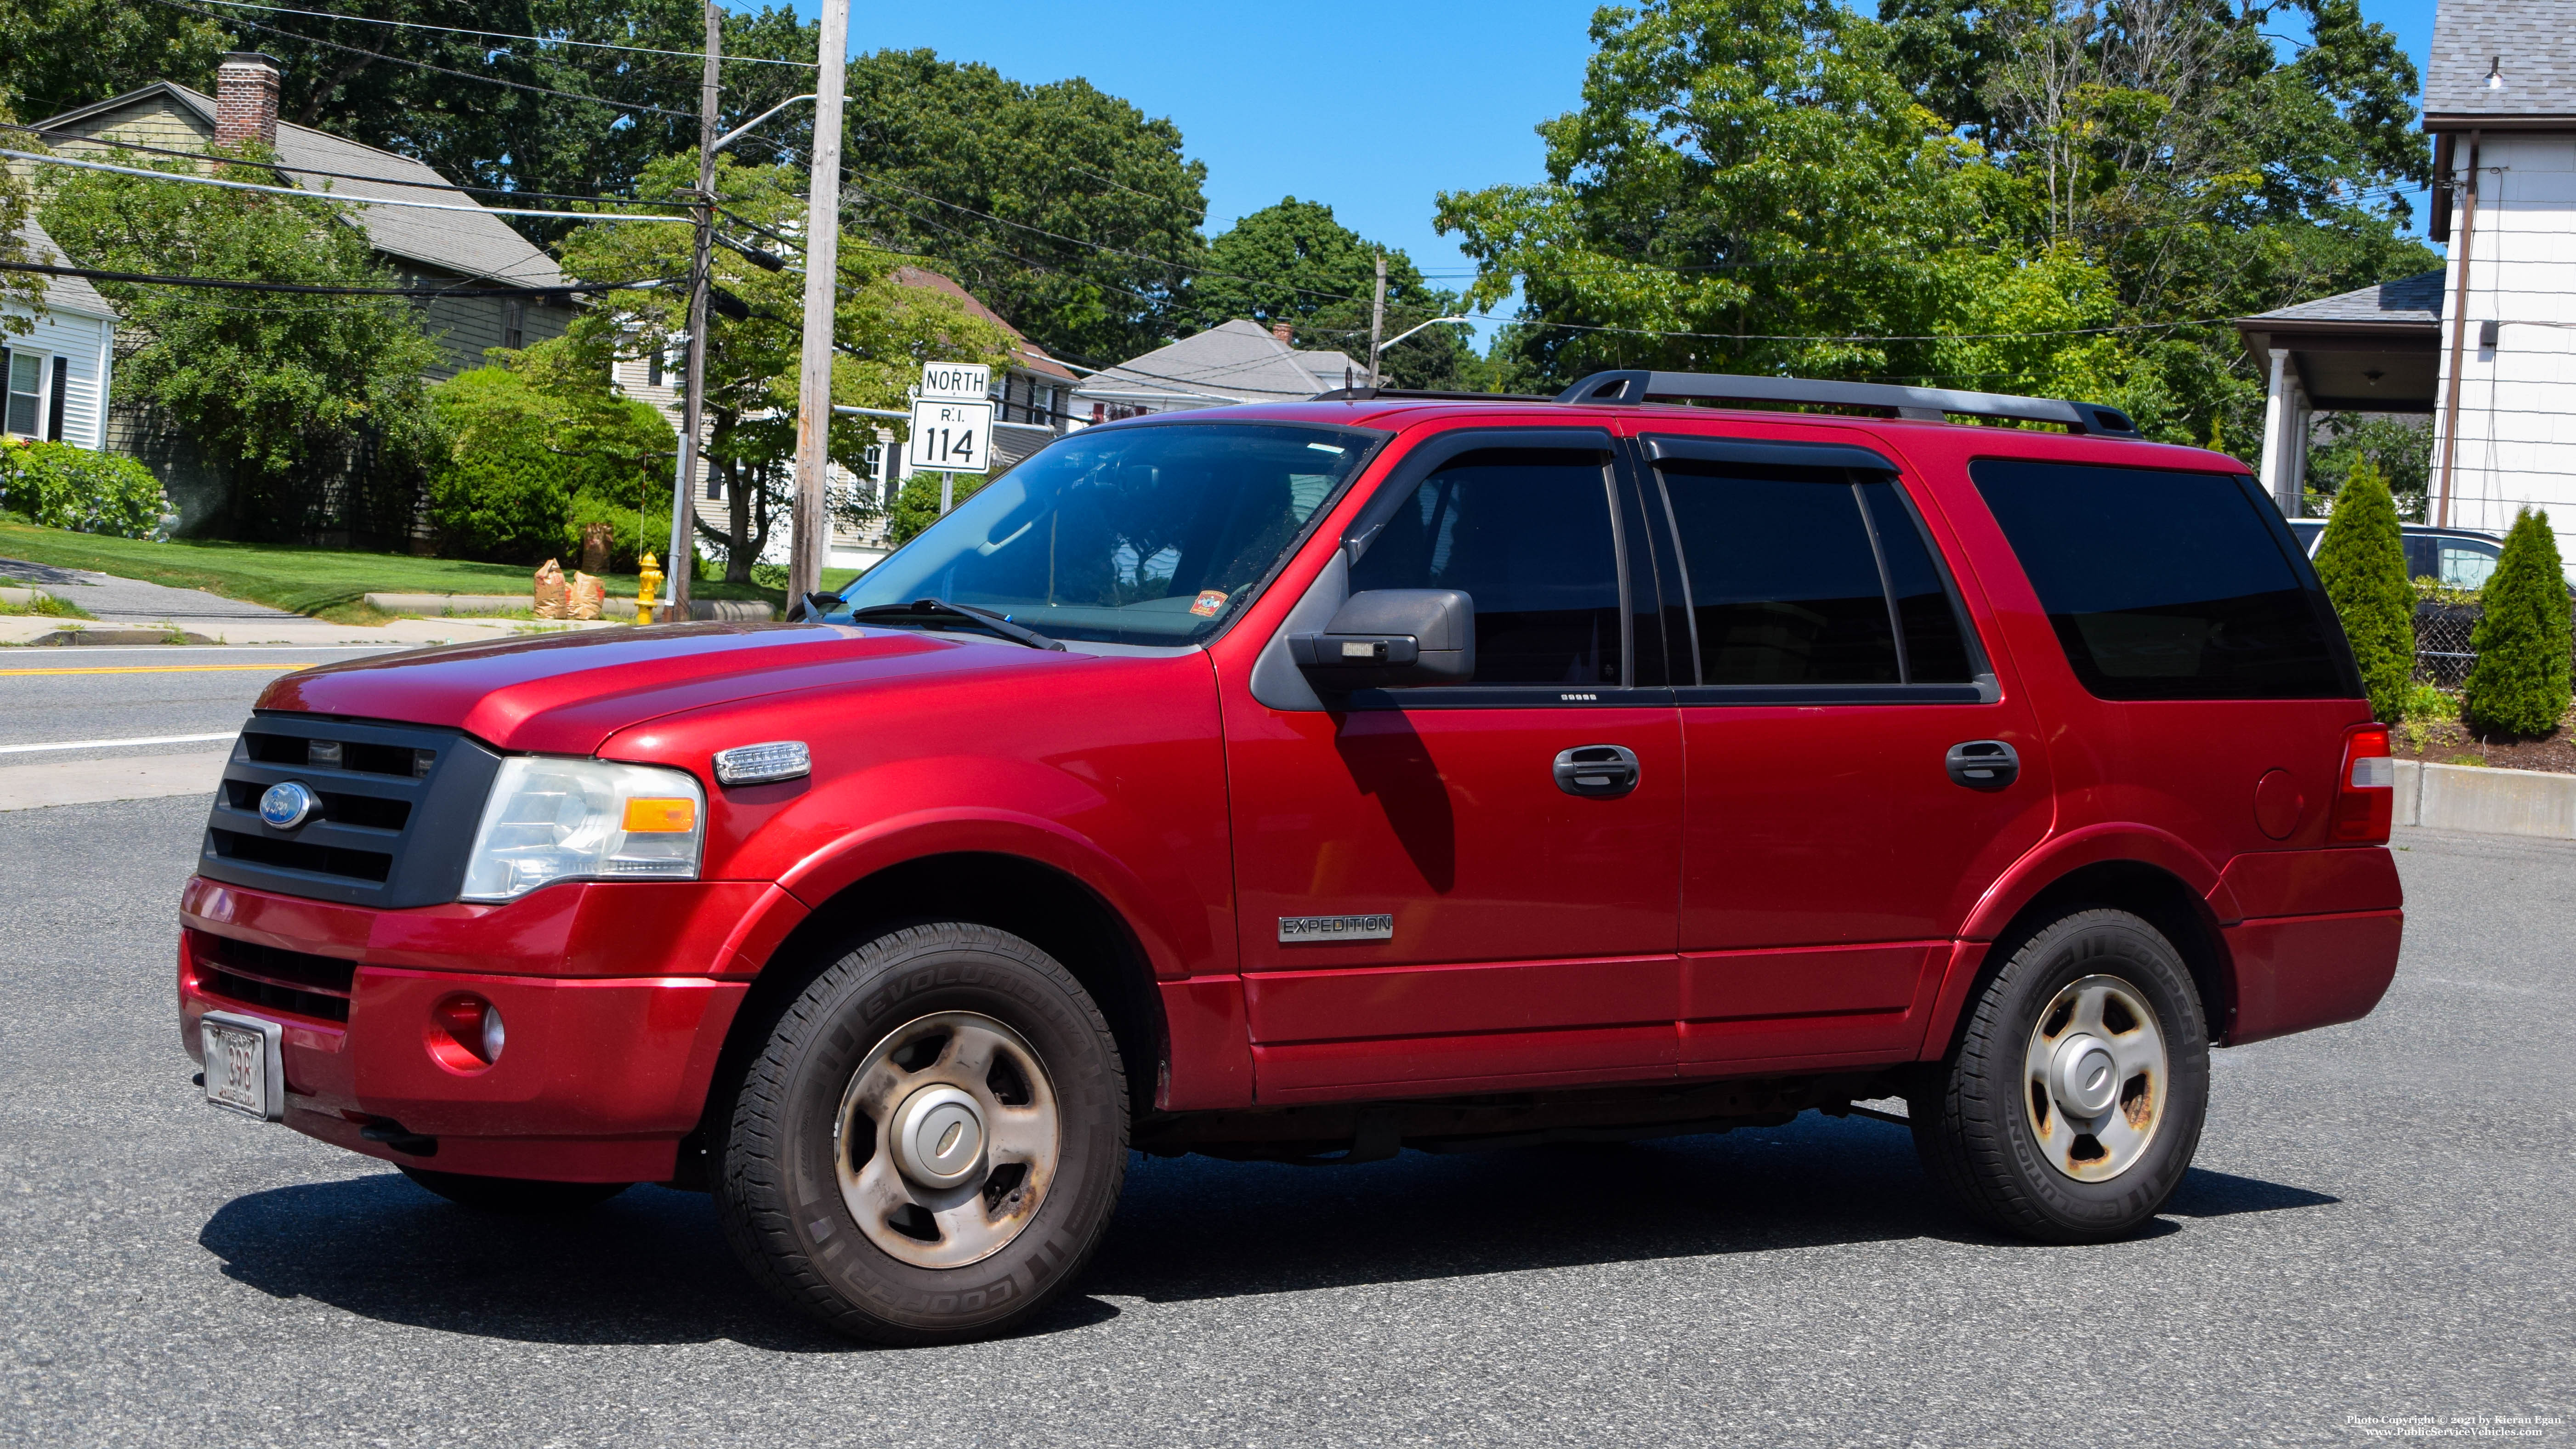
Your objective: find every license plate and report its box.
[200,1011,284,1121]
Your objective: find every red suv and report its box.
[180,371,2402,1344]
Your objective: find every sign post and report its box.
[907,363,994,514]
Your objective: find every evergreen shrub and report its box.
[2462,507,2573,737]
[2310,460,2414,722]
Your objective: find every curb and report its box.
[362,592,776,622]
[2394,759,2576,840]
[25,627,221,646]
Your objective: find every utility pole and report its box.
[788,0,850,602]
[663,0,721,618]
[1366,250,1387,388]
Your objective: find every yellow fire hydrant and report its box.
[635,551,662,626]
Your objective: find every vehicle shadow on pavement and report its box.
[193,1114,2338,1347]
[1083,1113,2342,1305]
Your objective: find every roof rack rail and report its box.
[1553,369,2141,438]
[1311,386,1555,403]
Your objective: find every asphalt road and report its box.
[1,802,2567,1447]
[0,648,394,762]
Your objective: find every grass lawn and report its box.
[0,520,784,619]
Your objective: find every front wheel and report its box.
[715,922,1128,1345]
[1912,908,2210,1243]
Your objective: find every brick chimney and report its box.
[214,53,282,149]
[1269,319,1294,345]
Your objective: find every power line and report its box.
[4,148,685,222]
[146,0,699,121]
[179,0,819,67]
[0,257,670,297]
[0,121,691,211]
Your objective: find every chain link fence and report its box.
[2413,602,2480,687]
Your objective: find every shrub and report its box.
[0,440,171,538]
[426,363,674,565]
[2311,460,2414,722]
[2462,507,2573,737]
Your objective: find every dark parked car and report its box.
[2286,518,2502,590]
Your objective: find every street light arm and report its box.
[711,94,817,154]
[1373,315,1473,354]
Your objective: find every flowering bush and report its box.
[0,439,171,538]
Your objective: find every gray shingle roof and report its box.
[1077,320,1364,407]
[32,83,564,288]
[2241,270,2445,327]
[10,216,115,319]
[2426,0,2576,120]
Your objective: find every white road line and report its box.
[0,733,235,755]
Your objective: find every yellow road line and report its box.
[0,663,316,676]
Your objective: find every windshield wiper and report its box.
[846,597,1067,652]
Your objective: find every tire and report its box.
[715,921,1128,1345]
[1911,908,2210,1244]
[397,1166,630,1215]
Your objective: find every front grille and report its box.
[190,930,357,1022]
[197,714,503,908]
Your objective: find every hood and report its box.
[256,622,1082,756]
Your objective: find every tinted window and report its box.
[1350,449,1623,685]
[841,423,1369,646]
[1861,480,1976,683]
[1972,460,2346,700]
[1660,465,1974,686]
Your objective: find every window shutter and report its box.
[48,357,68,443]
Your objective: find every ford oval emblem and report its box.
[259,780,318,830]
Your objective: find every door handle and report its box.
[1946,739,2020,791]
[1554,744,1641,798]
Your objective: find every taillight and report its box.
[2330,723,2395,844]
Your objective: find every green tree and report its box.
[1434,0,2437,447]
[0,0,225,123]
[2310,460,2413,722]
[2304,416,2432,522]
[426,351,674,565]
[2462,508,2574,738]
[36,142,443,540]
[839,48,1209,363]
[554,152,1012,580]
[1189,198,1480,390]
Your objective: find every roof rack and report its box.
[1310,386,1555,403]
[1552,370,2142,438]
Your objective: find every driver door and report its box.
[1220,430,1684,1102]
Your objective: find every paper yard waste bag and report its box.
[533,558,569,619]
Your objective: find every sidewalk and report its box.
[2,560,624,647]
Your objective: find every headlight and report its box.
[460,756,705,902]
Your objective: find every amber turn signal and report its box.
[621,797,698,833]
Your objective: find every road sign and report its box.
[906,398,993,474]
[918,362,990,402]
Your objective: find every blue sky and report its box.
[805,0,2444,347]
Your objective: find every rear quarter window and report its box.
[1971,459,2356,701]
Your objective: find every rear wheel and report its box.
[1912,908,2209,1243]
[397,1166,630,1215]
[715,921,1128,1344]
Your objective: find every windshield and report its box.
[837,422,1377,646]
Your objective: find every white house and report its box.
[2422,0,2576,554]
[1072,319,1366,421]
[1,216,115,449]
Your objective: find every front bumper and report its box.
[178,875,782,1182]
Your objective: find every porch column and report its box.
[2258,348,2296,514]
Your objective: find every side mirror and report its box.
[1290,589,1474,691]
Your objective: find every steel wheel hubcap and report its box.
[833,1011,1060,1269]
[2022,974,2167,1183]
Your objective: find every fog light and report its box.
[428,994,503,1072]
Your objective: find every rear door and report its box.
[1636,432,2056,1070]
[1223,428,1684,1100]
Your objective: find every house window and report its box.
[5,351,45,438]
[503,301,526,350]
[647,346,664,388]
